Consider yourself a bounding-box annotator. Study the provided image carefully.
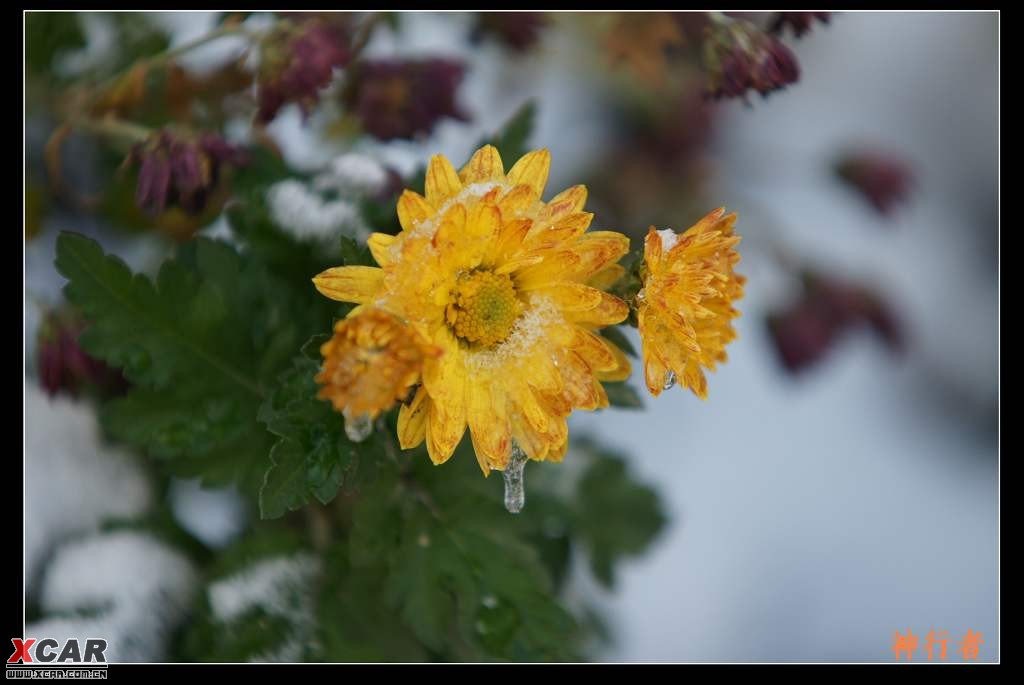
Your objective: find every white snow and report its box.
[656,228,680,252]
[25,385,152,593]
[266,179,361,241]
[314,152,390,196]
[207,553,320,662]
[28,530,198,662]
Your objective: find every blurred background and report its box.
[25,11,998,662]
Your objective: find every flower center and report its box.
[446,270,522,348]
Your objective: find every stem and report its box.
[75,116,153,145]
[349,12,384,58]
[89,24,255,104]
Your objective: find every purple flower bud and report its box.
[836,151,914,216]
[256,16,352,124]
[769,12,831,39]
[342,58,469,141]
[704,17,801,101]
[768,271,903,374]
[36,309,129,399]
[766,304,837,373]
[126,130,246,216]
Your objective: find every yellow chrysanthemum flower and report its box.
[316,307,441,423]
[637,207,745,399]
[313,145,632,474]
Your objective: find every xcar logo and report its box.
[8,638,107,664]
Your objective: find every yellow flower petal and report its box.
[506,149,551,198]
[467,381,510,474]
[426,396,466,464]
[565,290,629,327]
[540,185,588,223]
[596,337,632,382]
[367,232,397,267]
[459,144,505,184]
[397,386,429,449]
[396,190,434,233]
[425,154,463,207]
[497,183,539,217]
[312,266,384,304]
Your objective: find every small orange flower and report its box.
[316,307,440,421]
[637,208,745,398]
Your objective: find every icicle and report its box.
[502,443,529,514]
[663,370,677,391]
[343,411,373,443]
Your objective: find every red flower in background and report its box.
[836,151,914,216]
[37,308,128,399]
[342,58,469,141]
[256,15,353,124]
[704,17,801,101]
[766,271,903,374]
[126,130,248,215]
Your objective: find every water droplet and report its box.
[343,411,373,442]
[502,443,529,514]
[663,370,677,391]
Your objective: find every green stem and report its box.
[90,24,255,102]
[75,116,153,145]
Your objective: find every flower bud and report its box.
[126,130,248,215]
[256,15,352,124]
[341,58,469,141]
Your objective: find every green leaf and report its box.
[57,233,326,493]
[603,381,644,409]
[256,350,386,519]
[476,101,537,164]
[358,455,581,661]
[339,235,374,267]
[313,542,429,662]
[25,12,86,74]
[572,446,666,588]
[56,233,261,394]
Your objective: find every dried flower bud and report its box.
[836,151,914,215]
[471,12,547,52]
[766,270,903,374]
[36,308,128,399]
[704,16,801,100]
[342,58,469,141]
[769,12,831,39]
[256,16,353,124]
[126,130,248,215]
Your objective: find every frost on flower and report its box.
[313,145,632,474]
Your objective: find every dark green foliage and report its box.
[257,347,386,519]
[571,442,667,588]
[25,12,86,75]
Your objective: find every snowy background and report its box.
[25,11,998,662]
